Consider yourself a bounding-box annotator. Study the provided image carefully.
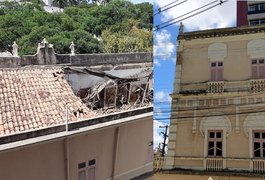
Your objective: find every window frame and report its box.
[210,61,224,81]
[253,131,265,158]
[251,59,265,79]
[78,159,96,180]
[207,130,223,157]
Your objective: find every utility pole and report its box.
[159,125,168,157]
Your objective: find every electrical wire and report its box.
[154,106,265,121]
[154,0,188,16]
[157,0,218,27]
[154,0,180,13]
[154,0,228,31]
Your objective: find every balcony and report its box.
[249,79,265,93]
[207,81,225,93]
[252,159,265,173]
[205,158,224,172]
[153,156,165,171]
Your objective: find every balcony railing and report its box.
[153,156,265,174]
[252,159,265,173]
[205,158,223,172]
[153,156,165,171]
[207,81,225,93]
[249,79,265,93]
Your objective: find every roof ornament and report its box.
[179,22,184,34]
[12,41,18,57]
[42,38,48,44]
[70,41,75,55]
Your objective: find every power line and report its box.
[154,0,180,13]
[154,0,228,31]
[154,106,265,121]
[157,0,218,27]
[154,99,265,113]
[154,0,188,16]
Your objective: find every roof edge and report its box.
[178,25,265,40]
[0,106,153,146]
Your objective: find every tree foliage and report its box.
[0,0,152,55]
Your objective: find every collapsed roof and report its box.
[0,68,95,136]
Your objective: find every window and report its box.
[253,131,265,158]
[208,130,223,157]
[210,62,223,81]
[251,59,265,79]
[248,3,265,14]
[78,159,96,180]
[249,19,260,26]
[78,162,86,180]
[249,4,258,12]
[260,3,265,10]
[249,19,265,26]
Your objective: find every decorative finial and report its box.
[12,41,18,57]
[69,41,75,55]
[179,22,184,34]
[42,38,48,44]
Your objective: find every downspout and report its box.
[112,127,120,180]
[64,104,70,180]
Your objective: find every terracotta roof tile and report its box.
[0,68,95,136]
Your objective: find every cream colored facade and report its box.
[0,111,153,180]
[163,25,265,176]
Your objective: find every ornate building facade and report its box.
[160,25,265,179]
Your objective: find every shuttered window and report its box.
[252,59,265,79]
[211,62,223,81]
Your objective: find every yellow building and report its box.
[159,25,265,179]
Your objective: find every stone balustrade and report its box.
[249,79,265,93]
[207,81,225,93]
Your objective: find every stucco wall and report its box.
[179,33,265,84]
[0,140,65,180]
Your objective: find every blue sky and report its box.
[130,0,237,149]
[153,0,236,149]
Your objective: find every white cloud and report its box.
[154,29,176,65]
[153,120,169,150]
[154,0,236,31]
[155,90,171,102]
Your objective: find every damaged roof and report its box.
[0,68,95,136]
[63,66,153,80]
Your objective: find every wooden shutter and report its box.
[252,66,258,79]
[217,67,223,81]
[88,167,95,180]
[78,170,86,180]
[211,68,216,81]
[259,59,265,78]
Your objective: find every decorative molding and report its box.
[208,43,227,62]
[178,25,265,40]
[200,112,231,137]
[244,112,265,137]
[192,109,197,133]
[247,39,265,59]
[235,106,240,133]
